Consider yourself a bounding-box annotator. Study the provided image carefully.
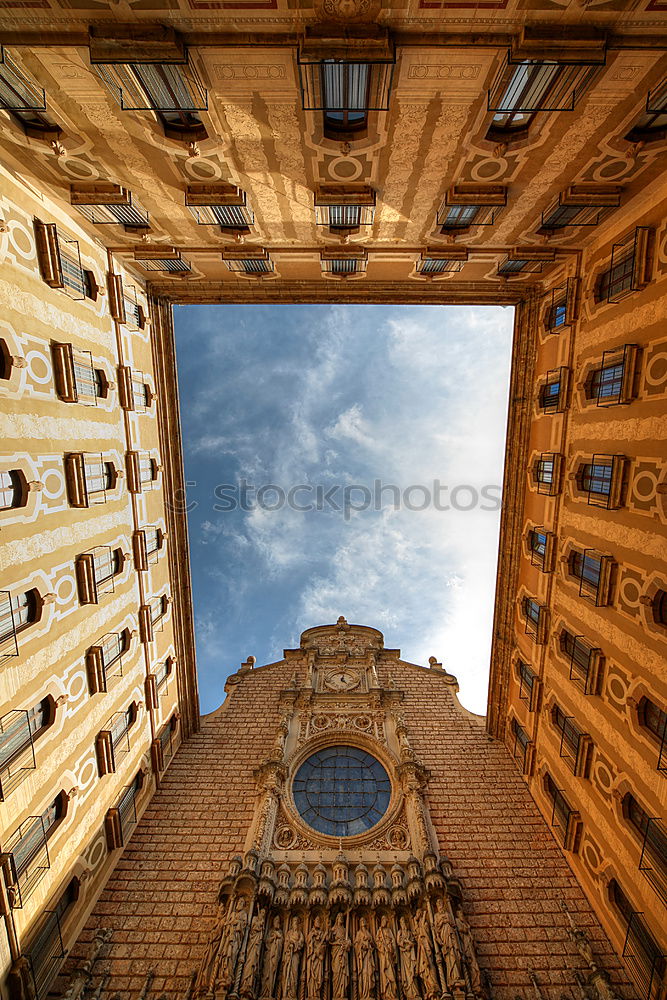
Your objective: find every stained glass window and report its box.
[292,745,391,837]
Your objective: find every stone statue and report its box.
[240,908,266,997]
[195,902,228,994]
[415,910,440,999]
[213,897,248,993]
[281,915,305,1000]
[376,915,399,1000]
[260,916,283,999]
[456,911,482,994]
[433,897,464,989]
[354,917,376,1000]
[397,916,420,1000]
[330,913,352,1000]
[306,916,327,1000]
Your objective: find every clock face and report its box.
[324,669,361,692]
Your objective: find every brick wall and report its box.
[65,658,630,1000]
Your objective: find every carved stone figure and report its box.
[376,915,399,1000]
[306,916,327,999]
[354,917,376,1000]
[281,916,305,1000]
[240,908,266,997]
[196,903,228,994]
[397,916,420,1000]
[260,916,283,999]
[456,911,482,994]
[213,898,248,993]
[330,913,352,1000]
[415,910,440,999]
[433,897,465,989]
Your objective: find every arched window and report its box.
[638,696,667,747]
[650,590,667,627]
[321,62,369,141]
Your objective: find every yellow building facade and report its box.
[0,3,665,1000]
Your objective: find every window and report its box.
[625,80,667,143]
[186,184,254,231]
[76,546,123,604]
[155,658,172,694]
[0,589,39,661]
[532,453,561,495]
[134,249,191,273]
[292,745,391,837]
[551,704,590,776]
[127,451,159,493]
[437,185,507,232]
[25,877,79,1000]
[522,597,546,642]
[224,254,274,275]
[610,879,666,1000]
[0,700,53,800]
[52,343,108,405]
[0,470,24,510]
[3,792,66,908]
[150,595,167,626]
[0,45,46,114]
[544,278,579,333]
[539,187,620,235]
[321,251,368,276]
[568,549,614,606]
[651,591,667,627]
[575,455,626,509]
[111,704,137,754]
[4,108,60,139]
[518,660,540,710]
[97,703,138,775]
[93,59,207,114]
[140,454,157,487]
[417,253,467,276]
[314,185,376,231]
[65,453,115,507]
[528,529,553,572]
[538,368,568,413]
[297,36,394,116]
[559,630,603,695]
[70,183,149,229]
[544,772,580,850]
[638,696,667,773]
[158,714,178,765]
[623,794,667,907]
[34,223,89,301]
[511,718,532,772]
[105,771,144,850]
[595,228,653,304]
[86,630,130,694]
[585,346,638,406]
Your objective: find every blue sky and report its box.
[174,304,514,716]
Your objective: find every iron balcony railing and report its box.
[1,814,50,908]
[94,59,207,112]
[622,912,666,1000]
[0,591,20,663]
[488,55,602,114]
[158,720,176,766]
[638,816,667,908]
[561,632,602,695]
[298,57,394,113]
[578,454,626,509]
[592,345,638,406]
[0,709,38,800]
[117,781,138,844]
[0,46,46,112]
[26,907,66,1000]
[603,228,652,303]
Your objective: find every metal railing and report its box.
[0,591,20,663]
[26,907,66,999]
[2,814,50,907]
[0,709,37,800]
[622,912,666,1000]
[298,58,394,112]
[94,59,207,112]
[0,46,46,112]
[638,816,667,908]
[488,55,601,113]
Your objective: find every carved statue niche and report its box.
[329,913,352,1000]
[239,907,266,998]
[353,916,376,1000]
[432,896,465,991]
[212,897,249,995]
[194,900,229,996]
[415,907,441,1000]
[456,909,483,995]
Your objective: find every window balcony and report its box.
[297,26,394,113]
[126,451,159,493]
[139,596,169,644]
[0,46,46,113]
[186,183,254,234]
[86,631,129,695]
[152,716,179,774]
[0,708,37,800]
[89,25,207,114]
[133,526,165,571]
[528,527,556,572]
[52,343,110,405]
[437,184,506,233]
[545,773,582,851]
[222,248,274,276]
[416,248,468,276]
[320,248,368,277]
[65,453,116,507]
[96,706,136,776]
[567,548,615,606]
[118,367,151,411]
[488,27,605,120]
[559,630,604,695]
[538,185,621,234]
[76,546,123,605]
[522,597,548,644]
[34,223,88,301]
[70,182,149,230]
[532,452,563,495]
[518,660,542,712]
[105,775,142,850]
[597,228,654,303]
[620,909,666,1000]
[314,184,376,232]
[538,367,569,413]
[583,344,639,407]
[573,454,627,509]
[510,718,534,775]
[498,247,556,277]
[25,907,67,1000]
[552,704,592,777]
[625,79,667,143]
[134,246,191,273]
[544,277,579,332]
[1,814,51,908]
